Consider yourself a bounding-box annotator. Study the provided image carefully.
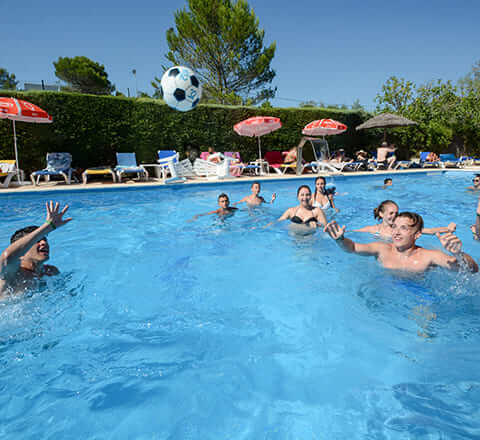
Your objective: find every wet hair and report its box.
[315,176,326,185]
[297,185,311,197]
[251,181,261,188]
[384,178,392,184]
[373,200,398,220]
[10,225,39,244]
[395,212,424,232]
[314,176,335,197]
[218,193,229,202]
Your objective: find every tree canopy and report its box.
[375,75,480,155]
[155,0,276,105]
[0,68,18,90]
[53,56,115,95]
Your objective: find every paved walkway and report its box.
[2,166,480,194]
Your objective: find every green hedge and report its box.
[0,90,374,173]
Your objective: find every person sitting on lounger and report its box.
[282,147,297,164]
[377,142,397,169]
[331,149,353,164]
[325,212,478,273]
[205,146,222,164]
[354,200,456,240]
[235,182,276,206]
[0,201,72,298]
[426,152,439,162]
[191,193,238,220]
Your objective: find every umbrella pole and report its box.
[258,136,262,161]
[384,128,387,142]
[12,120,20,183]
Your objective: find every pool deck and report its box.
[2,165,480,194]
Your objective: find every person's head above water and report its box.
[297,185,312,205]
[315,176,326,191]
[391,212,424,248]
[373,200,399,225]
[10,225,50,264]
[384,178,392,186]
[251,181,261,194]
[217,193,231,210]
[472,174,480,186]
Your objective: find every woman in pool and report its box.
[312,176,339,212]
[275,185,327,233]
[355,200,456,239]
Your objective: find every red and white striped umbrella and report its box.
[234,116,282,160]
[302,119,347,137]
[0,97,53,181]
[0,97,53,123]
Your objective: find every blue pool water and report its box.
[1,172,480,439]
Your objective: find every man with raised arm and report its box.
[0,201,72,297]
[325,212,478,273]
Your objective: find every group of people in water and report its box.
[1,175,479,298]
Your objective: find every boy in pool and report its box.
[0,201,72,297]
[325,212,478,273]
[191,193,238,220]
[383,178,392,188]
[235,181,276,206]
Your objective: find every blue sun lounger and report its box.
[30,152,73,186]
[115,152,149,182]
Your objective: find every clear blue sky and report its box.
[2,0,479,110]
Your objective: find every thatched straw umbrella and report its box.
[355,113,417,141]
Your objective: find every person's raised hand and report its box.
[45,201,72,229]
[324,221,345,240]
[447,222,456,232]
[271,193,276,203]
[436,231,462,255]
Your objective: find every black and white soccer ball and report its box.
[160,66,202,112]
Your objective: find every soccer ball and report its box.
[160,66,202,112]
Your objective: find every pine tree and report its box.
[154,0,276,104]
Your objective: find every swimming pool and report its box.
[1,172,480,439]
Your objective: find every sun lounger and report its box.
[264,151,298,174]
[193,153,233,179]
[419,152,444,168]
[224,152,260,175]
[115,153,149,182]
[439,153,467,168]
[30,152,73,186]
[82,167,116,184]
[0,159,22,188]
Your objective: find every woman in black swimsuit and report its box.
[277,185,327,232]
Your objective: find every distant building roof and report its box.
[24,82,61,92]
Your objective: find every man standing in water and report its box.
[325,212,478,273]
[0,201,72,297]
[235,181,276,206]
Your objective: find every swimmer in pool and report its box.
[275,185,327,231]
[312,176,339,212]
[235,181,276,206]
[191,193,238,220]
[467,174,480,192]
[383,178,392,188]
[471,197,480,240]
[354,200,456,239]
[0,201,72,298]
[326,212,478,273]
